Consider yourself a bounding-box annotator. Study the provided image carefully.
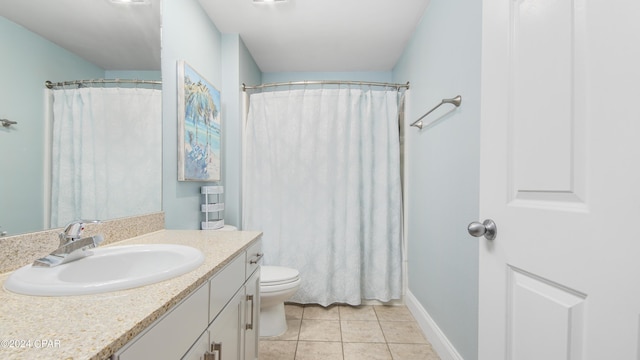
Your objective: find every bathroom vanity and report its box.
[114,236,262,360]
[0,229,262,360]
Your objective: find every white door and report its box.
[478,0,640,359]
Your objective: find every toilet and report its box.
[259,265,301,337]
[214,226,300,337]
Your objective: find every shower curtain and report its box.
[243,88,403,306]
[50,87,162,227]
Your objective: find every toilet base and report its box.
[259,302,287,337]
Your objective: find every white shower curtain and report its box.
[243,88,403,306]
[50,87,162,227]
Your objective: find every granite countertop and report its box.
[0,229,262,360]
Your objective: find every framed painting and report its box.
[177,60,221,181]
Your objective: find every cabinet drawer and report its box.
[210,254,245,323]
[115,282,209,360]
[245,238,263,278]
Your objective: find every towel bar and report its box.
[410,95,462,130]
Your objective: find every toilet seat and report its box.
[260,266,300,290]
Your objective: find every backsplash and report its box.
[0,212,165,274]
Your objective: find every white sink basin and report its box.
[4,244,205,296]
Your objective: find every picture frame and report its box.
[177,60,221,182]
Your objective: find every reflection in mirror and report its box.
[0,0,162,237]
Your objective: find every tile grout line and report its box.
[374,305,396,360]
[262,304,438,360]
[339,306,345,360]
[293,305,302,360]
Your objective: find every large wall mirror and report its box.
[0,0,162,237]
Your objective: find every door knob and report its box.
[467,219,497,240]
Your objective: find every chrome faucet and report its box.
[33,220,104,268]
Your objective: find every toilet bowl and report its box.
[260,265,301,337]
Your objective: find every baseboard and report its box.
[405,290,464,360]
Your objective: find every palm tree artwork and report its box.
[180,62,221,181]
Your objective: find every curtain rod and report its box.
[242,80,410,91]
[45,79,162,89]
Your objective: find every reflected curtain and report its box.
[243,88,403,306]
[50,87,162,227]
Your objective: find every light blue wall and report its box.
[393,0,481,359]
[221,34,261,228]
[161,0,223,230]
[0,16,104,236]
[105,70,161,81]
[239,38,262,90]
[221,35,241,228]
[262,71,392,84]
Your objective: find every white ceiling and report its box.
[0,0,161,71]
[0,0,429,73]
[198,0,431,73]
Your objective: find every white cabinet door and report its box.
[115,284,209,360]
[209,289,243,360]
[181,330,210,360]
[479,0,640,359]
[243,270,260,360]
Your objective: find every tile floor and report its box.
[259,304,441,360]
